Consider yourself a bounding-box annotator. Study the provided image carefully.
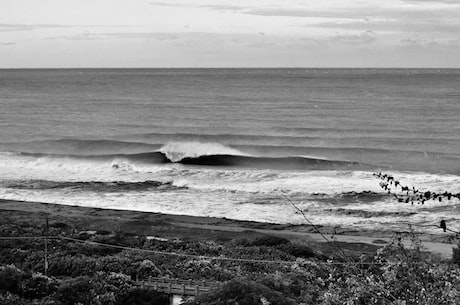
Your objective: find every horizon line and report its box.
[1,67,459,70]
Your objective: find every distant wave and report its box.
[327,208,417,218]
[3,179,181,192]
[0,139,159,155]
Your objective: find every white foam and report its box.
[159,141,246,162]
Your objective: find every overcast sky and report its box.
[1,0,459,68]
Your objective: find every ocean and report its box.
[0,68,459,233]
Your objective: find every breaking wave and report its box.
[2,179,181,192]
[13,151,370,171]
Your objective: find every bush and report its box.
[251,235,290,247]
[321,233,460,305]
[0,265,25,295]
[116,288,169,305]
[21,273,58,299]
[186,278,296,305]
[55,276,93,305]
[284,243,316,258]
[453,244,460,266]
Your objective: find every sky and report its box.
[1,0,460,68]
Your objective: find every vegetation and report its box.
[1,218,459,304]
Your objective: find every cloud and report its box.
[45,32,180,41]
[331,30,376,45]
[247,5,460,20]
[315,19,460,35]
[0,42,16,45]
[400,37,439,47]
[149,1,246,12]
[0,23,133,32]
[0,23,55,32]
[402,0,460,4]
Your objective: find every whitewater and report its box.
[1,68,459,233]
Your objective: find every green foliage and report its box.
[21,273,58,299]
[0,265,25,295]
[0,265,57,301]
[117,287,169,305]
[251,235,290,247]
[55,276,93,305]
[54,272,168,305]
[2,210,460,305]
[453,244,460,266]
[321,233,460,305]
[187,278,296,305]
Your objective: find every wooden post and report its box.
[194,285,199,296]
[44,217,49,276]
[181,284,185,294]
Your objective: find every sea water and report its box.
[0,68,459,233]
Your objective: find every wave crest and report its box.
[159,142,246,162]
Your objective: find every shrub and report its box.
[21,273,58,299]
[116,288,169,305]
[186,278,296,305]
[0,265,25,295]
[453,244,460,266]
[55,276,93,305]
[251,235,290,247]
[283,243,316,258]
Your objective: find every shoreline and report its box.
[0,198,457,258]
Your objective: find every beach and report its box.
[1,199,456,259]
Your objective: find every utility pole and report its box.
[44,216,49,276]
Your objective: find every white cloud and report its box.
[0,0,459,67]
[332,30,376,45]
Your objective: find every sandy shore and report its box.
[0,199,456,258]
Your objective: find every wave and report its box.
[14,152,370,172]
[0,139,159,155]
[5,137,459,159]
[3,179,181,192]
[326,208,417,218]
[177,154,369,170]
[159,142,247,162]
[2,138,459,174]
[312,191,390,203]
